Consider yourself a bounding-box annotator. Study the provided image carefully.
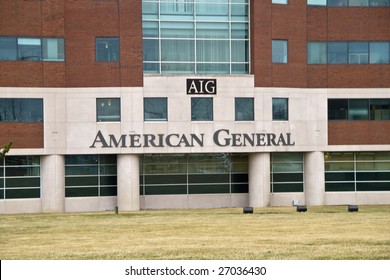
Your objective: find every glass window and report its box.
[307,42,327,64]
[96,98,120,122]
[348,42,369,64]
[370,99,390,120]
[328,42,348,64]
[349,0,369,5]
[328,0,348,6]
[235,98,254,121]
[272,0,288,4]
[272,98,288,121]
[191,98,213,121]
[0,37,17,61]
[144,98,168,121]
[328,99,348,120]
[348,99,369,120]
[17,38,41,61]
[96,37,119,62]
[0,98,43,122]
[370,0,390,6]
[370,42,390,64]
[42,38,65,62]
[307,0,327,5]
[272,40,288,63]
[271,153,304,193]
[142,0,249,74]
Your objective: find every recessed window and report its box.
[272,98,288,121]
[96,37,119,62]
[191,98,213,121]
[17,38,41,61]
[272,40,288,63]
[0,98,43,122]
[96,98,120,122]
[272,0,288,4]
[144,98,168,121]
[235,98,254,121]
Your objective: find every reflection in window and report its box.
[191,98,213,121]
[0,99,43,122]
[144,98,168,121]
[96,37,119,62]
[328,99,390,120]
[96,98,120,122]
[272,40,288,63]
[235,98,254,121]
[272,98,288,121]
[17,38,41,61]
[328,42,348,64]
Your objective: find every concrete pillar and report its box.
[117,154,140,211]
[304,151,325,206]
[249,153,270,207]
[41,155,65,213]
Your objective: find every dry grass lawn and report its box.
[0,206,389,260]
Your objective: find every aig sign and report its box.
[187,79,217,95]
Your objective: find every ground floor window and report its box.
[325,152,390,192]
[271,153,304,193]
[65,155,117,197]
[140,154,248,195]
[0,156,40,199]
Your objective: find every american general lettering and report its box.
[90,129,295,148]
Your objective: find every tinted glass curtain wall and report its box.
[142,0,249,74]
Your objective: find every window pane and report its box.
[160,2,194,20]
[0,99,43,122]
[328,42,348,64]
[328,0,349,6]
[196,4,229,21]
[96,98,120,122]
[370,99,390,120]
[196,22,229,39]
[161,40,194,61]
[161,22,194,38]
[349,0,369,6]
[328,99,348,120]
[369,42,390,64]
[272,40,288,63]
[272,98,288,120]
[307,0,327,5]
[143,21,159,38]
[96,38,119,62]
[348,99,369,120]
[0,37,17,61]
[348,42,368,64]
[308,42,327,64]
[231,23,249,39]
[197,40,229,62]
[18,38,41,61]
[143,39,159,61]
[231,3,248,21]
[42,38,65,62]
[369,0,390,6]
[272,0,288,4]
[235,98,254,121]
[191,98,213,121]
[231,40,249,62]
[144,98,168,121]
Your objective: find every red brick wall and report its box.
[0,123,43,148]
[0,0,143,87]
[251,2,390,88]
[328,121,390,145]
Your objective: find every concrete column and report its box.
[117,154,140,211]
[249,153,270,207]
[41,155,65,213]
[304,152,325,206]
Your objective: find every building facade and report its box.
[0,0,389,214]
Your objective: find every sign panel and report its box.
[187,79,217,95]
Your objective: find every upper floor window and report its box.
[328,99,390,120]
[308,41,390,64]
[272,98,289,121]
[96,98,120,122]
[0,98,43,122]
[272,40,288,63]
[142,0,249,74]
[308,0,390,6]
[191,97,213,121]
[96,37,120,62]
[144,98,168,121]
[273,0,288,4]
[0,37,64,62]
[235,98,254,121]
